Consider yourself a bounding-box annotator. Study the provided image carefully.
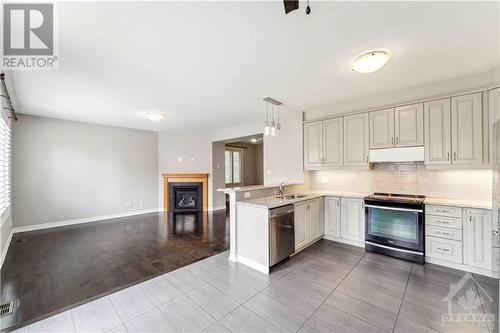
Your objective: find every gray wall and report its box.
[226,142,263,187]
[212,141,226,209]
[13,114,159,227]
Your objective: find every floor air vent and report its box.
[0,300,18,317]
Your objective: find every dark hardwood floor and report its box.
[0,211,229,330]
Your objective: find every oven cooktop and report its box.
[365,192,425,203]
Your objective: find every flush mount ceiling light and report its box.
[144,112,166,121]
[251,138,259,143]
[351,50,390,73]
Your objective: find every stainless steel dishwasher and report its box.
[269,204,295,266]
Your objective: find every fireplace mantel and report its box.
[162,173,208,211]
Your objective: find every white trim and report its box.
[426,257,498,278]
[236,255,269,275]
[322,234,364,248]
[0,228,13,269]
[209,205,226,212]
[12,208,161,233]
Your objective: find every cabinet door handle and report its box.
[437,247,451,253]
[391,137,394,145]
[447,152,450,161]
[453,152,457,161]
[395,137,399,145]
[366,156,369,163]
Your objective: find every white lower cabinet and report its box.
[324,196,341,237]
[426,236,463,264]
[294,198,323,251]
[426,205,495,276]
[463,208,492,270]
[340,198,365,241]
[294,202,308,250]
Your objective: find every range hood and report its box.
[369,146,424,163]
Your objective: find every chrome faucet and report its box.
[278,182,287,196]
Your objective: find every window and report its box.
[0,115,11,216]
[225,148,242,186]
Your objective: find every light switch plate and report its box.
[320,177,329,184]
[244,192,251,198]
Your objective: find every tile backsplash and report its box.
[310,163,492,201]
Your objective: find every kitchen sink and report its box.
[276,194,307,200]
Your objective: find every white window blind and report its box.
[0,116,11,216]
[225,148,242,186]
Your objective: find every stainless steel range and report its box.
[364,193,425,263]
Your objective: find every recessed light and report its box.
[351,50,390,73]
[144,112,166,121]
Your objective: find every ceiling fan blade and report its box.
[283,0,299,14]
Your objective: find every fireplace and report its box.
[169,182,203,212]
[162,173,208,212]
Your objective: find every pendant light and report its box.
[263,97,283,136]
[264,103,271,136]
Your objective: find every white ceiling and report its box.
[7,1,500,132]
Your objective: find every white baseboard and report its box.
[0,228,13,269]
[426,257,498,278]
[236,255,269,275]
[209,205,226,212]
[12,208,161,234]
[322,234,364,248]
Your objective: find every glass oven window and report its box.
[367,208,419,243]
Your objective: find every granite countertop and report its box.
[236,190,368,209]
[237,190,492,210]
[423,197,492,210]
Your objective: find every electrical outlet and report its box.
[320,177,329,184]
[177,156,183,162]
[244,192,251,198]
[267,169,272,176]
[139,201,144,206]
[126,202,133,208]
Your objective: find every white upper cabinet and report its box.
[304,122,323,168]
[463,208,492,270]
[370,108,394,149]
[425,99,451,164]
[344,113,369,167]
[451,93,482,165]
[395,103,424,147]
[323,118,344,167]
[489,87,500,163]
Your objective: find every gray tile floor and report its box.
[12,240,499,333]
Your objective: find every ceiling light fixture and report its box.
[251,138,259,143]
[144,112,166,121]
[263,97,282,136]
[351,50,390,73]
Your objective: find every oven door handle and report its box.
[365,204,423,213]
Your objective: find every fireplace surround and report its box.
[162,173,209,212]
